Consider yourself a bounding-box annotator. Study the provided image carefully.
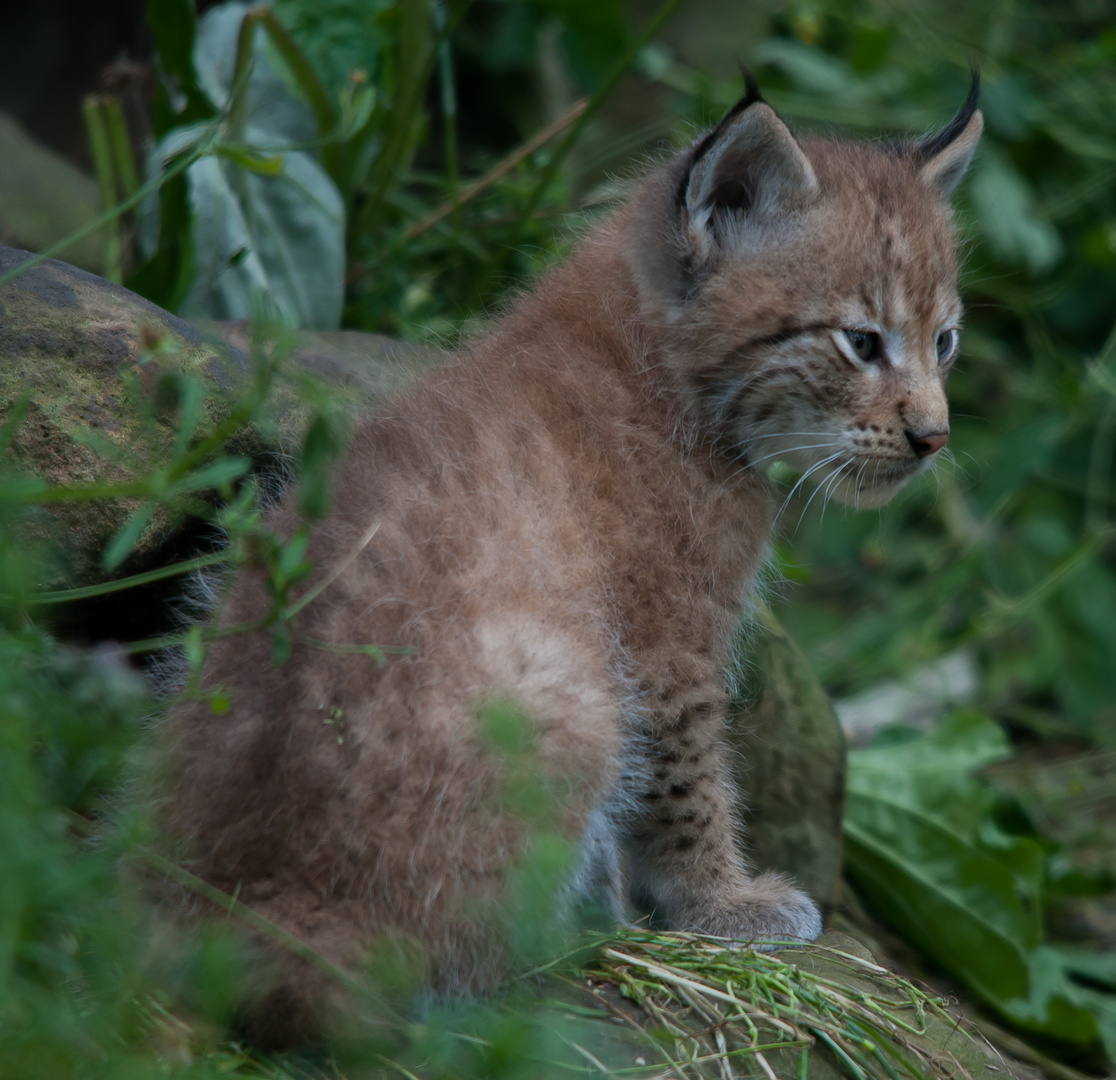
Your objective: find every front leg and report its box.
[625,693,822,945]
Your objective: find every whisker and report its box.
[741,440,844,471]
[739,430,838,442]
[938,447,974,485]
[928,460,943,508]
[774,452,845,522]
[773,464,822,522]
[818,459,854,526]
[853,459,869,511]
[720,438,844,487]
[797,457,852,534]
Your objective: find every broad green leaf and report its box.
[1056,948,1116,991]
[193,0,317,145]
[845,712,1110,1051]
[1017,947,1116,1055]
[144,124,345,330]
[141,3,346,329]
[844,804,1036,997]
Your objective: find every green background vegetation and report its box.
[2,0,1115,1075]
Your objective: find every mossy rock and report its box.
[0,244,439,585]
[727,607,847,911]
[0,245,253,583]
[0,112,107,273]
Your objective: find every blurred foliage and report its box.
[131,0,660,339]
[846,713,1116,1058]
[2,0,1115,1073]
[0,335,631,1077]
[706,1,1116,749]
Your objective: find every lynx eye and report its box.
[845,329,882,363]
[936,327,958,364]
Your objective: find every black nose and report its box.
[905,429,949,458]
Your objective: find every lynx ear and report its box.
[912,71,983,198]
[681,89,818,264]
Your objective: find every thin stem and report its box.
[253,6,338,137]
[227,5,266,142]
[136,845,361,992]
[104,96,139,199]
[282,520,380,618]
[400,98,588,244]
[977,526,1112,633]
[28,551,229,606]
[436,0,460,235]
[82,96,123,283]
[353,0,472,241]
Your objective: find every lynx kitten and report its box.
[163,75,981,1032]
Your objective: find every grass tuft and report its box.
[575,929,999,1080]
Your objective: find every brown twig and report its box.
[402,98,588,242]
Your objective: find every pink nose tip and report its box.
[905,429,949,459]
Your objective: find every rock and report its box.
[0,112,108,273]
[0,244,439,585]
[835,647,980,746]
[726,606,847,912]
[208,318,441,404]
[0,244,249,584]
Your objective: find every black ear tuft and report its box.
[909,65,983,197]
[913,65,980,164]
[737,63,765,110]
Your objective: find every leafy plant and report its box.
[845,713,1116,1061]
[132,0,674,339]
[137,0,346,326]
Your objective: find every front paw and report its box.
[674,873,822,947]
